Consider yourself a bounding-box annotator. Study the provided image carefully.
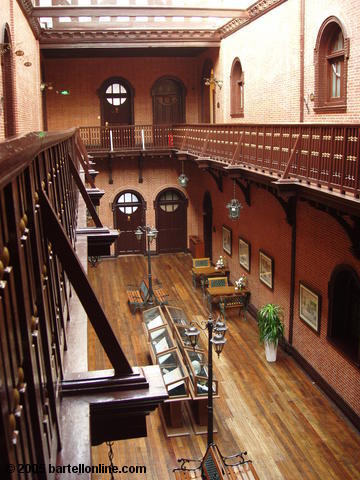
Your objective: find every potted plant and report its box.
[257,303,284,362]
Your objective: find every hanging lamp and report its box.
[178,160,189,187]
[226,179,242,220]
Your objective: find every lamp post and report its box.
[185,313,227,447]
[135,225,158,305]
[204,68,223,124]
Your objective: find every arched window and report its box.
[314,17,349,113]
[328,265,360,365]
[230,58,244,118]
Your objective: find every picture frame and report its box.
[259,250,273,289]
[222,225,232,256]
[299,282,321,333]
[238,237,250,272]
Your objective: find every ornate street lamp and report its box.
[134,225,158,305]
[185,313,227,447]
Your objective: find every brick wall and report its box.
[45,56,201,130]
[218,0,360,124]
[294,202,360,415]
[0,0,42,140]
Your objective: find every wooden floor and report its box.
[88,253,360,480]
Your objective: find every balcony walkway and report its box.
[88,253,360,480]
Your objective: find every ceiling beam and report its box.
[32,6,249,18]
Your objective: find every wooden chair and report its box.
[192,257,211,287]
[220,292,250,321]
[207,276,229,288]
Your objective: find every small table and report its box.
[206,286,249,311]
[192,266,229,294]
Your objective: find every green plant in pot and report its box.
[257,303,284,362]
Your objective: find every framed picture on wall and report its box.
[222,225,232,256]
[259,250,273,289]
[238,237,250,272]
[299,282,321,333]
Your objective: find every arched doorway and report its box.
[201,59,213,123]
[99,77,134,126]
[151,76,185,124]
[1,24,16,137]
[113,190,145,255]
[155,188,187,253]
[203,191,213,259]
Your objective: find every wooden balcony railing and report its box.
[172,123,360,197]
[79,124,174,151]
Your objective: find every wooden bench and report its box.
[144,278,169,306]
[173,444,259,479]
[126,280,149,314]
[219,291,250,321]
[191,257,211,287]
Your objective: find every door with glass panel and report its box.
[155,188,187,254]
[99,77,134,126]
[114,191,145,255]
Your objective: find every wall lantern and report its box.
[178,160,189,187]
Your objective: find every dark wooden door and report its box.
[114,191,145,255]
[152,77,185,125]
[155,189,187,253]
[203,191,213,259]
[100,78,133,126]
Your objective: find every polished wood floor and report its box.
[88,253,360,480]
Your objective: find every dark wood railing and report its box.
[79,124,174,151]
[172,123,360,197]
[0,129,134,475]
[79,123,359,197]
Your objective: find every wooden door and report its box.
[114,191,145,255]
[100,77,134,126]
[152,77,185,125]
[155,189,187,253]
[203,191,213,259]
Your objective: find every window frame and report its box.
[314,16,349,114]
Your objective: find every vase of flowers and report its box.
[215,255,225,270]
[234,275,247,291]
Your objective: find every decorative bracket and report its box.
[138,152,143,184]
[264,185,296,226]
[207,167,223,192]
[107,154,113,184]
[234,178,251,206]
[325,209,360,259]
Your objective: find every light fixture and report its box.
[23,61,32,67]
[15,49,24,56]
[185,325,201,348]
[40,82,54,92]
[178,160,189,187]
[211,332,227,357]
[134,226,159,306]
[204,68,223,90]
[226,179,242,220]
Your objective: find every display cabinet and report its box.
[157,350,190,400]
[164,305,204,351]
[183,348,218,398]
[143,306,167,340]
[148,325,176,362]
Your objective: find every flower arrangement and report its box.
[215,255,226,269]
[235,275,247,291]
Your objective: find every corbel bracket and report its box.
[264,185,296,226]
[207,167,223,192]
[138,152,143,184]
[234,178,251,206]
[326,209,360,259]
[107,154,113,185]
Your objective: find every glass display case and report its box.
[157,350,190,399]
[143,306,167,340]
[164,305,204,351]
[148,325,176,362]
[183,348,218,397]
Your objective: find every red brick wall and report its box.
[0,0,42,140]
[294,202,360,415]
[44,56,201,130]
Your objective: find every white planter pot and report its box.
[264,340,278,362]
